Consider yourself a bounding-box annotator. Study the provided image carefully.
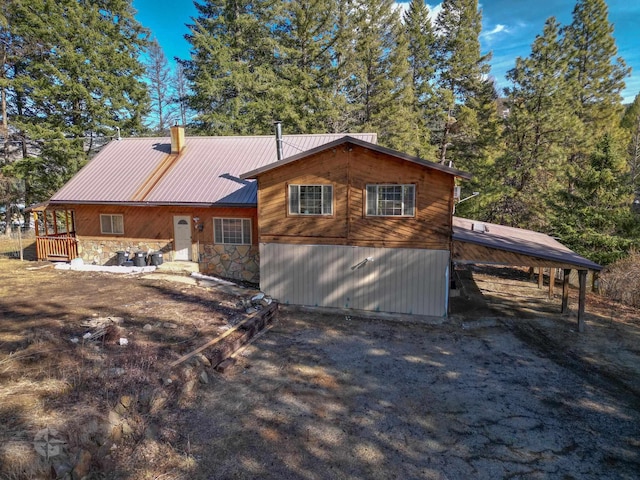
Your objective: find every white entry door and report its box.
[173,215,192,261]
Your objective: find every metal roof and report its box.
[241,136,472,180]
[452,216,602,271]
[51,133,378,206]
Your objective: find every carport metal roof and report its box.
[452,217,601,271]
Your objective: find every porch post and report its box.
[577,270,587,333]
[548,268,556,299]
[561,269,571,314]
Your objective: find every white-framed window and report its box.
[288,184,333,215]
[366,184,415,217]
[214,218,251,245]
[100,214,124,234]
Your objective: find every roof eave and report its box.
[452,230,602,271]
[240,136,472,180]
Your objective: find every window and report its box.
[214,218,251,245]
[100,214,124,234]
[366,184,415,216]
[289,185,333,215]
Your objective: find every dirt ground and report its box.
[0,252,639,479]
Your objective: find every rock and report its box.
[119,395,134,410]
[72,449,91,480]
[110,425,122,442]
[199,370,209,384]
[260,297,272,307]
[108,316,124,324]
[70,337,79,343]
[109,367,126,377]
[246,307,257,314]
[162,377,173,386]
[51,459,73,479]
[108,410,122,427]
[162,322,178,329]
[121,421,134,437]
[118,337,128,346]
[143,324,153,331]
[195,353,211,367]
[251,292,265,303]
[215,358,236,373]
[182,379,197,396]
[144,423,159,441]
[149,391,168,414]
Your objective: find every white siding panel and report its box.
[260,243,450,316]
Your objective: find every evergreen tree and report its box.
[272,0,343,134]
[433,0,490,165]
[620,93,640,193]
[488,18,576,229]
[563,0,629,135]
[2,0,150,204]
[181,0,280,135]
[344,0,419,151]
[551,133,637,265]
[452,78,504,220]
[403,0,436,158]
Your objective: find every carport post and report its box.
[538,267,544,289]
[561,269,571,314]
[577,270,587,333]
[548,268,556,299]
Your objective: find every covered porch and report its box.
[27,203,78,261]
[452,217,602,332]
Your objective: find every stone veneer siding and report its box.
[199,243,260,284]
[77,238,173,265]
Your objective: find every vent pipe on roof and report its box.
[274,121,283,161]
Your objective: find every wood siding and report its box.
[257,144,454,250]
[58,204,258,246]
[261,243,450,316]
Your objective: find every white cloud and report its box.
[482,23,509,39]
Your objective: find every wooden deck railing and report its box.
[36,235,78,261]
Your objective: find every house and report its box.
[240,136,471,316]
[30,127,375,283]
[32,126,601,323]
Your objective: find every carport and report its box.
[451,217,602,332]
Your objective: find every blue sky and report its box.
[133,0,640,103]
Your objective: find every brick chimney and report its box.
[170,125,185,154]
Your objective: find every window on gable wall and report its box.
[366,184,415,216]
[289,185,333,215]
[214,218,251,245]
[100,214,124,234]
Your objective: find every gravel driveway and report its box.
[169,309,640,480]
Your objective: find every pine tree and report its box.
[563,0,629,135]
[2,0,150,204]
[551,133,637,264]
[271,0,343,134]
[620,93,640,193]
[145,39,177,133]
[488,18,576,229]
[403,0,436,158]
[433,0,490,165]
[344,0,419,151]
[181,0,280,135]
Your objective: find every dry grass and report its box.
[600,251,640,307]
[0,256,247,479]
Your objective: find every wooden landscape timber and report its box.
[170,302,278,369]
